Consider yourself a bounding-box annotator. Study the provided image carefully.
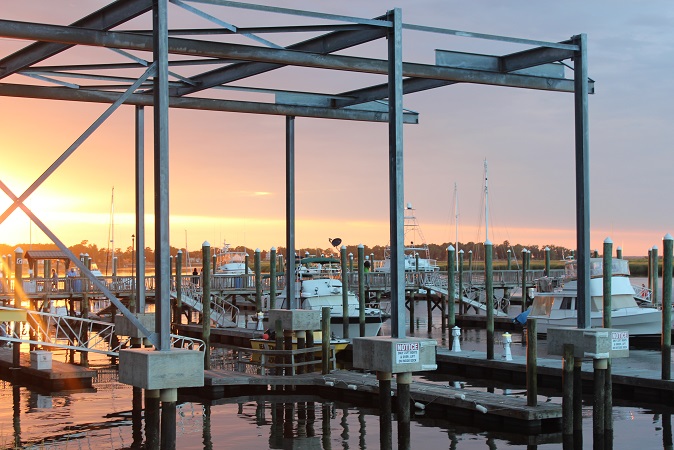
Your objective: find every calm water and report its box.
[2,285,674,449]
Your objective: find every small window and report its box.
[560,297,573,310]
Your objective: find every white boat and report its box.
[525,258,664,337]
[275,258,390,339]
[215,242,250,275]
[375,203,439,273]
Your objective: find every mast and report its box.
[111,186,115,272]
[185,229,191,269]
[484,159,489,242]
[454,182,459,265]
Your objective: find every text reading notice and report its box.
[611,331,629,351]
[395,342,420,364]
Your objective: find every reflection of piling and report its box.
[321,403,331,450]
[13,385,20,448]
[203,404,212,450]
[562,344,574,435]
[664,413,673,450]
[526,318,537,406]
[663,234,673,380]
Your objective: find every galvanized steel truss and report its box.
[0,0,594,344]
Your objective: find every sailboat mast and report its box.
[185,229,191,269]
[484,159,489,243]
[111,186,115,270]
[454,182,459,265]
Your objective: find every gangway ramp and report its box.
[418,273,510,317]
[0,306,204,357]
[172,283,238,328]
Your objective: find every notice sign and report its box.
[611,330,629,351]
[395,342,420,364]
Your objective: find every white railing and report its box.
[173,280,239,328]
[0,306,204,355]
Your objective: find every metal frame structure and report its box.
[0,1,594,347]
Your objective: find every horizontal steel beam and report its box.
[0,83,419,123]
[0,20,584,93]
[0,0,152,79]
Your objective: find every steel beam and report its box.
[0,83,418,123]
[286,116,296,310]
[135,106,146,312]
[388,8,405,339]
[0,0,152,79]
[573,34,591,329]
[153,0,171,351]
[0,20,579,93]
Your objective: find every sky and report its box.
[0,0,672,258]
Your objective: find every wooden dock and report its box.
[0,348,96,391]
[187,368,562,433]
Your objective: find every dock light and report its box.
[414,402,425,410]
[475,404,488,414]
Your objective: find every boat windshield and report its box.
[564,258,630,279]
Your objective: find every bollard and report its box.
[526,318,537,406]
[502,332,512,361]
[663,234,673,380]
[451,326,462,352]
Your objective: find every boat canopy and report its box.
[565,258,630,280]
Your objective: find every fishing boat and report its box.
[521,258,664,337]
[274,257,390,339]
[375,203,439,273]
[215,242,250,275]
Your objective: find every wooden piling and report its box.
[563,344,574,435]
[275,319,283,377]
[397,372,412,450]
[202,242,211,370]
[357,245,365,337]
[653,246,660,308]
[603,238,613,328]
[426,289,433,333]
[526,318,537,406]
[160,388,177,450]
[448,246,456,329]
[378,371,393,450]
[593,358,607,445]
[616,246,623,260]
[507,249,512,270]
[145,389,161,450]
[663,234,673,380]
[573,359,583,433]
[255,249,262,313]
[485,240,494,360]
[544,247,550,277]
[340,246,349,339]
[296,330,306,375]
[306,329,314,373]
[321,307,330,375]
[175,250,183,328]
[521,249,528,312]
[270,248,277,310]
[458,250,464,314]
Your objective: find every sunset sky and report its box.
[0,0,672,258]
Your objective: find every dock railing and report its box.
[227,345,337,376]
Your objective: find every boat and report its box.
[274,257,390,339]
[375,203,439,273]
[522,258,665,337]
[215,242,251,275]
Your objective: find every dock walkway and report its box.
[0,348,96,391]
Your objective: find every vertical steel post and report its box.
[447,245,456,329]
[175,250,182,325]
[135,104,145,312]
[202,242,211,369]
[603,238,613,328]
[153,0,170,350]
[573,33,591,329]
[255,248,262,312]
[341,246,349,339]
[485,240,494,359]
[662,234,672,380]
[286,116,296,309]
[387,7,404,338]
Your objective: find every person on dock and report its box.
[192,268,199,286]
[51,269,58,291]
[67,267,77,292]
[364,260,371,273]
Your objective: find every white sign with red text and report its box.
[395,342,420,364]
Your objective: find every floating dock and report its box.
[0,348,96,390]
